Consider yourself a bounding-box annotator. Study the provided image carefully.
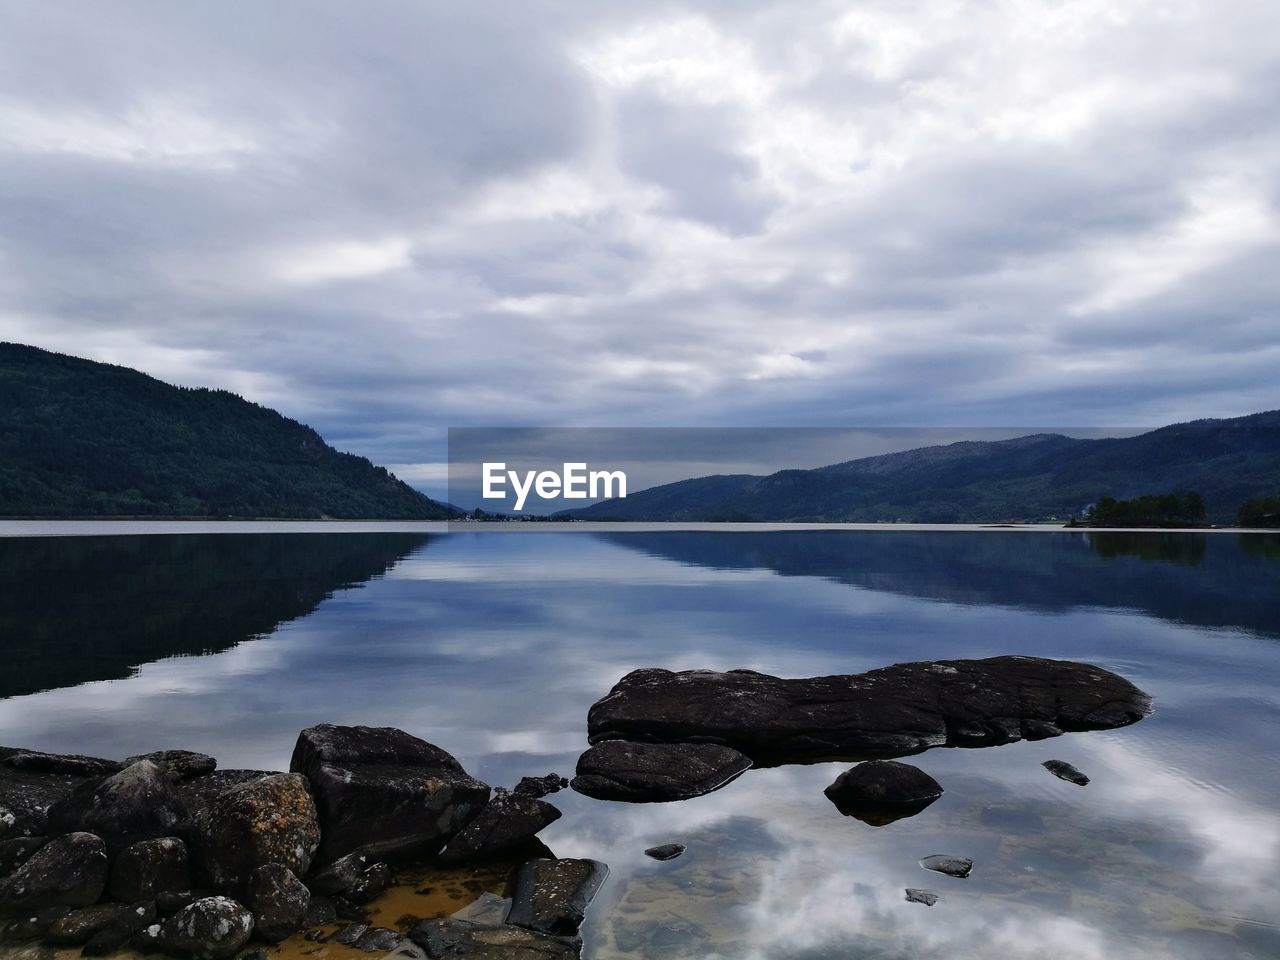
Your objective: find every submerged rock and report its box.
[354,926,404,951]
[249,863,310,943]
[409,917,579,960]
[824,760,944,825]
[919,855,974,879]
[197,773,320,894]
[1042,759,1090,786]
[157,896,254,960]
[0,832,108,909]
[904,888,939,906]
[438,791,562,864]
[109,836,191,902]
[571,741,751,802]
[47,760,190,851]
[290,724,490,864]
[585,656,1152,761]
[506,858,608,937]
[643,843,686,861]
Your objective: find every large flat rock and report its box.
[571,741,751,802]
[586,656,1152,762]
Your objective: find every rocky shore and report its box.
[1,655,1152,959]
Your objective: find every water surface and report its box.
[2,529,1278,959]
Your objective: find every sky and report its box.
[1,0,1278,489]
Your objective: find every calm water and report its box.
[2,528,1279,959]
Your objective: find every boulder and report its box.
[0,832,108,909]
[0,751,96,837]
[110,836,191,901]
[586,656,1152,761]
[328,922,369,945]
[905,888,939,906]
[197,773,319,894]
[290,724,489,863]
[306,852,371,897]
[303,895,337,927]
[2,751,124,778]
[124,751,217,782]
[0,835,46,875]
[824,760,944,825]
[919,855,973,879]
[2,904,70,940]
[46,903,141,945]
[47,760,190,851]
[1042,759,1090,786]
[157,896,254,960]
[82,905,160,957]
[506,858,608,937]
[643,843,685,861]
[438,792,561,863]
[354,926,404,951]
[249,863,310,943]
[409,917,579,960]
[347,861,390,904]
[571,741,751,802]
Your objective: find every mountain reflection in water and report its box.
[0,529,1276,960]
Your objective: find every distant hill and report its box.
[563,413,1280,523]
[0,342,455,519]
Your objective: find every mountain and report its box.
[563,413,1280,523]
[0,342,455,519]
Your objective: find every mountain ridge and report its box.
[0,342,456,519]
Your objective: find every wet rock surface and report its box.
[0,832,108,909]
[1043,759,1091,785]
[290,724,490,864]
[824,760,944,824]
[248,863,309,943]
[507,857,609,937]
[571,741,751,802]
[124,751,217,782]
[919,854,974,878]
[109,836,191,902]
[197,773,319,894]
[438,791,562,864]
[157,896,254,960]
[644,843,686,861]
[409,917,580,960]
[47,761,190,851]
[586,656,1152,761]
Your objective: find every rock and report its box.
[249,863,310,943]
[571,740,751,802]
[1043,759,1090,786]
[347,861,390,904]
[512,775,569,800]
[2,905,70,940]
[47,760,190,851]
[157,896,254,960]
[451,891,509,925]
[905,888,939,906]
[197,773,319,894]
[506,858,608,937]
[0,836,46,875]
[333,895,369,920]
[0,752,96,837]
[124,751,218,782]
[643,843,685,861]
[585,656,1153,762]
[307,853,371,896]
[303,895,337,927]
[919,855,973,879]
[409,917,579,960]
[46,903,147,945]
[2,751,124,778]
[81,903,158,956]
[156,889,202,914]
[0,832,108,909]
[438,792,562,863]
[110,836,191,902]
[354,926,403,951]
[824,760,944,825]
[328,922,369,945]
[132,921,163,951]
[290,724,489,864]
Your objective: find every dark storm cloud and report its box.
[1,0,1277,485]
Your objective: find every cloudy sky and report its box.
[1,0,1277,485]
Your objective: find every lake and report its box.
[2,527,1278,959]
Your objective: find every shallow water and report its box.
[2,529,1279,959]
